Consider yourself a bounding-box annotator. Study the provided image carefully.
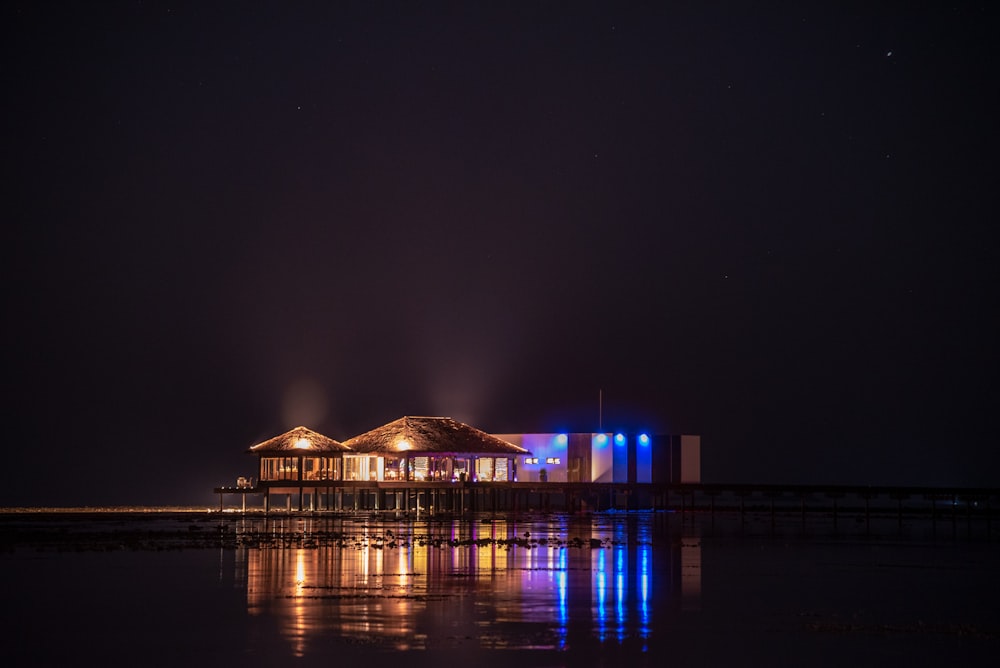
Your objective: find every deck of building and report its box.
[214,481,1000,523]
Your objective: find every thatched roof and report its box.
[341,416,529,456]
[247,426,349,454]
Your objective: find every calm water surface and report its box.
[2,511,997,666]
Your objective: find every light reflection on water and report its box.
[225,514,694,655]
[5,511,1000,665]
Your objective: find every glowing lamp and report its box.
[596,434,608,446]
[556,434,568,446]
[397,439,412,451]
[615,433,626,446]
[638,433,650,446]
[294,438,311,449]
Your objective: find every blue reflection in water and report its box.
[556,548,567,649]
[616,545,626,643]
[596,547,607,641]
[639,543,650,649]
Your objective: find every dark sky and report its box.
[3,2,996,505]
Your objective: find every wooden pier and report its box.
[214,481,1000,524]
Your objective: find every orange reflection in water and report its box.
[237,516,697,656]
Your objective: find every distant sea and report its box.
[0,505,215,513]
[2,508,997,666]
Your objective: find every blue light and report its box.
[596,549,607,639]
[615,546,626,642]
[557,562,567,649]
[638,433,650,447]
[614,433,626,446]
[595,433,608,446]
[639,544,650,644]
[556,433,568,446]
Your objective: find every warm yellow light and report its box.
[294,438,311,449]
[397,439,412,451]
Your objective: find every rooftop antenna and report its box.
[599,388,603,432]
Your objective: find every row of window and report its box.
[259,455,514,482]
[260,457,343,481]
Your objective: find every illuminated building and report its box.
[217,419,700,512]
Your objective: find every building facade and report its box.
[219,418,701,512]
[496,432,700,484]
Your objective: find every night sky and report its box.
[3,2,996,506]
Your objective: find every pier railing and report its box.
[214,481,1000,521]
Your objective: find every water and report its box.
[2,510,997,666]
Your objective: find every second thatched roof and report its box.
[341,416,529,456]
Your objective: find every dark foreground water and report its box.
[2,510,997,666]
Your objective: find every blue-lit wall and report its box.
[636,432,652,483]
[612,433,628,483]
[494,431,698,484]
[495,433,569,482]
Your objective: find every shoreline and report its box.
[2,506,997,552]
